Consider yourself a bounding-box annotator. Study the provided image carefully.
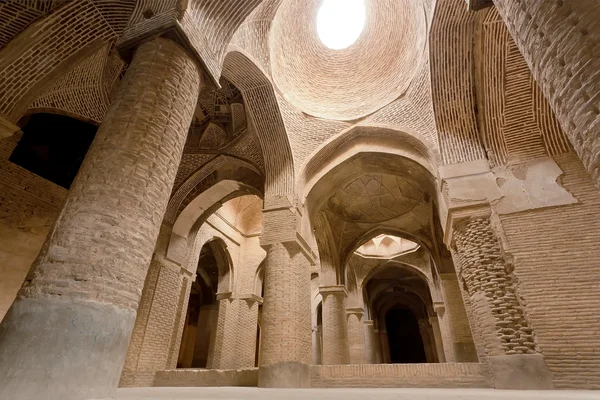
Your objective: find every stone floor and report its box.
[117,387,600,400]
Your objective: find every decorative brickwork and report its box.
[453,216,536,357]
[493,0,600,187]
[0,0,133,122]
[1,0,600,393]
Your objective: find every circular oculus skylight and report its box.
[317,0,366,50]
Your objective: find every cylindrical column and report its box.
[429,316,446,363]
[258,242,311,387]
[379,330,390,363]
[493,0,600,187]
[235,295,262,369]
[438,275,478,362]
[364,320,379,364]
[210,292,239,369]
[0,38,201,400]
[312,326,323,365]
[346,308,368,364]
[320,285,350,365]
[418,319,438,363]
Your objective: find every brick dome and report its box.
[270,0,427,120]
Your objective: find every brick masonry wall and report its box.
[453,216,537,358]
[310,364,491,388]
[500,152,600,389]
[438,276,478,362]
[119,258,188,387]
[493,0,600,187]
[154,368,258,387]
[0,135,66,321]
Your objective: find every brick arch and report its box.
[0,0,134,123]
[299,125,438,201]
[222,49,295,199]
[165,155,264,229]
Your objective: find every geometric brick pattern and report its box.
[453,216,537,356]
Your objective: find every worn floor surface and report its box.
[117,387,600,400]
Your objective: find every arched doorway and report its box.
[385,307,426,363]
[364,263,440,364]
[177,240,228,368]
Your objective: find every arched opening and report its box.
[11,112,97,189]
[177,240,229,368]
[385,307,426,364]
[363,261,440,364]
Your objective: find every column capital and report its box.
[319,285,347,298]
[364,320,374,327]
[346,307,364,317]
[261,234,316,267]
[433,302,446,316]
[216,292,234,301]
[238,293,263,305]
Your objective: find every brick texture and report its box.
[499,153,600,389]
[15,37,201,309]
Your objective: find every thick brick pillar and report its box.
[452,215,553,389]
[493,0,600,187]
[258,241,312,387]
[320,285,350,365]
[0,38,201,400]
[346,308,367,364]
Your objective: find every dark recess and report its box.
[10,113,97,189]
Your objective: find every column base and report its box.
[0,297,136,400]
[258,362,310,388]
[489,354,554,390]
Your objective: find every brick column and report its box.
[0,38,201,400]
[378,330,391,363]
[119,255,194,387]
[258,241,312,387]
[452,214,553,389]
[493,0,600,187]
[429,316,446,363]
[437,275,478,363]
[210,292,238,369]
[312,325,323,365]
[346,308,368,364]
[320,285,350,365]
[364,320,379,364]
[235,295,262,368]
[418,319,438,363]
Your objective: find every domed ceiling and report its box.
[327,174,424,223]
[269,0,427,121]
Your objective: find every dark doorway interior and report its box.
[177,244,219,368]
[385,307,426,363]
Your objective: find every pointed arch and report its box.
[222,49,294,199]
